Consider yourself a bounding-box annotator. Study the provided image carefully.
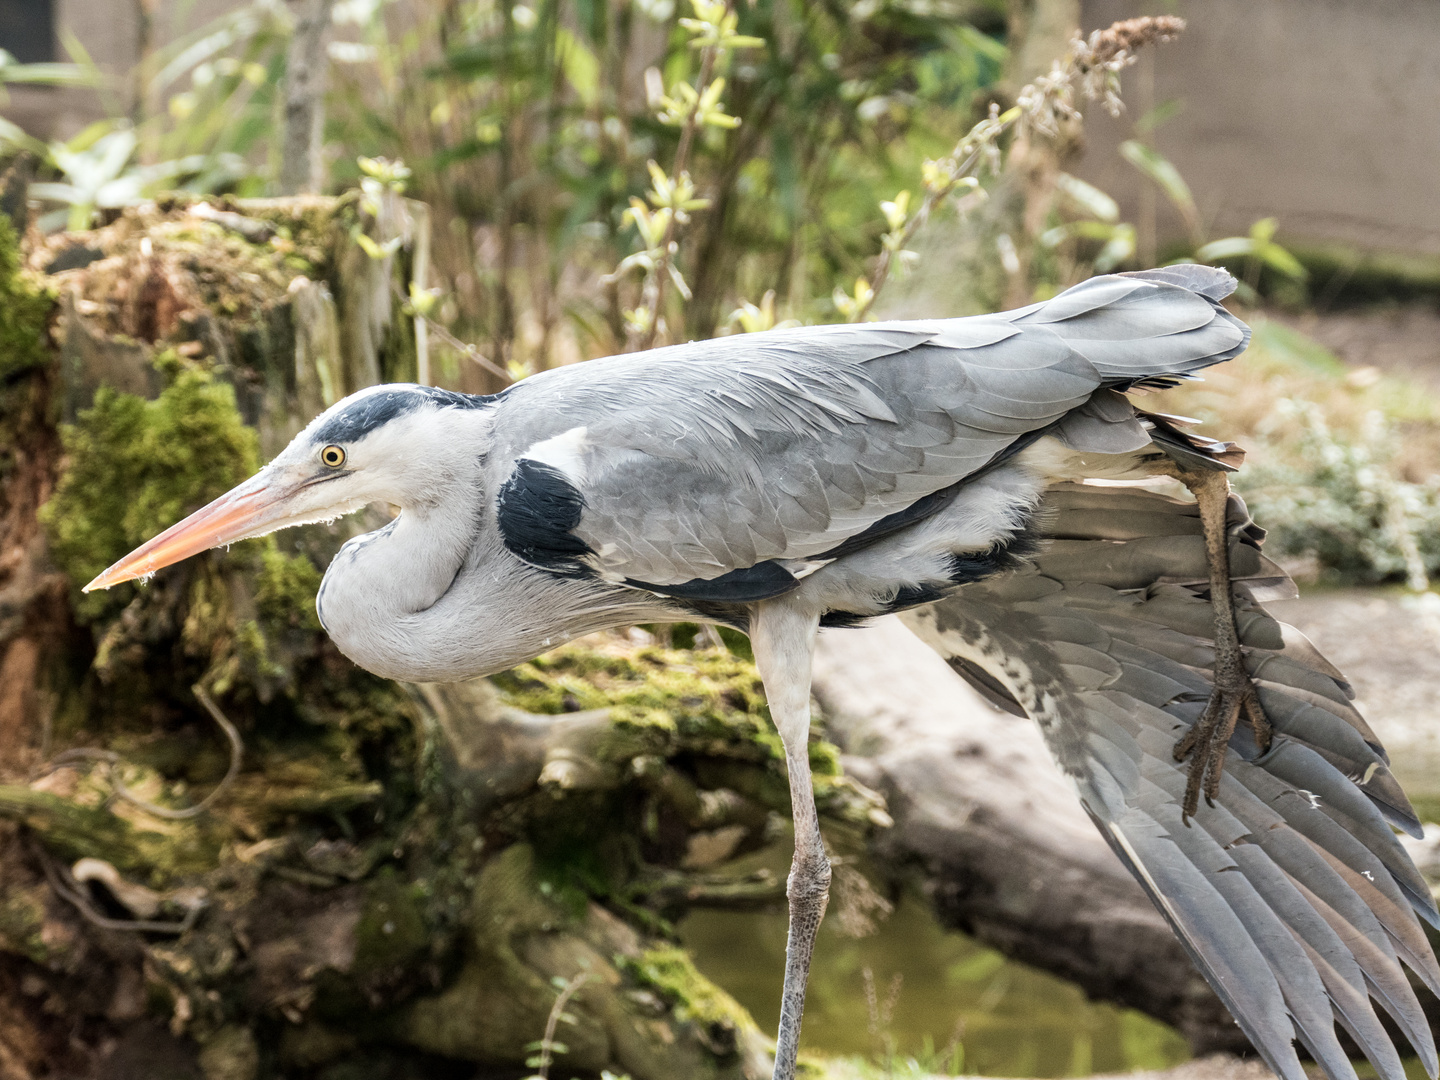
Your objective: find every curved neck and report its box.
[317,489,479,675]
[318,507,681,682]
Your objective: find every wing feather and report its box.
[901,482,1440,1080]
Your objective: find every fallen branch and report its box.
[34,842,206,936]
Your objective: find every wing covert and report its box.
[490,270,1248,593]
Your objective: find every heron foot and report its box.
[1171,467,1275,820]
[1173,668,1272,818]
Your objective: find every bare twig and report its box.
[390,277,512,383]
[423,315,513,384]
[528,971,592,1080]
[38,685,243,821]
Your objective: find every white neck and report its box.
[317,491,477,675]
[317,495,675,683]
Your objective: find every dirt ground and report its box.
[1273,304,1440,389]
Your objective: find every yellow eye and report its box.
[320,445,347,468]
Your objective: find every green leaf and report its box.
[0,59,96,87]
[1119,140,1198,233]
[1195,236,1255,262]
[555,28,600,108]
[1133,98,1183,137]
[1249,216,1278,244]
[26,182,83,206]
[1258,242,1308,280]
[1055,172,1118,223]
[0,116,45,155]
[354,233,403,260]
[952,24,1008,65]
[1041,220,1124,248]
[1094,223,1136,272]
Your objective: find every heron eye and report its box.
[320,445,347,468]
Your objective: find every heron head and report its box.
[83,384,493,592]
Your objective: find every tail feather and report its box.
[1012,269,1252,386]
[1120,264,1240,301]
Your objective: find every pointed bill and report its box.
[83,469,295,592]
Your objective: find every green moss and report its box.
[0,213,54,381]
[620,944,757,1040]
[495,643,781,764]
[39,363,260,620]
[158,224,294,322]
[234,619,289,687]
[353,867,431,979]
[0,886,51,964]
[495,641,845,779]
[0,784,214,881]
[255,546,323,632]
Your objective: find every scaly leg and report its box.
[750,600,829,1080]
[1173,469,1273,817]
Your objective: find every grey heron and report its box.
[85,265,1440,1080]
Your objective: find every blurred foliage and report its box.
[1157,321,1440,589]
[3,0,1019,372]
[326,0,1012,366]
[0,213,53,380]
[15,0,1415,591]
[3,2,1291,371]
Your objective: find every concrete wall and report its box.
[2,0,233,142]
[1076,0,1440,259]
[9,0,1439,263]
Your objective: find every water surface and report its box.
[681,882,1190,1076]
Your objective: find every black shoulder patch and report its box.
[626,561,799,604]
[496,458,593,575]
[313,386,493,445]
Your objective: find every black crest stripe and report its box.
[312,386,493,445]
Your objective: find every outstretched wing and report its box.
[903,483,1440,1080]
[490,270,1248,598]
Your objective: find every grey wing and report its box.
[903,484,1440,1080]
[492,269,1247,595]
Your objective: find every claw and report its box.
[1174,679,1272,819]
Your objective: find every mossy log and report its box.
[0,195,896,1080]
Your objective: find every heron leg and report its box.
[1173,469,1273,818]
[750,601,828,1080]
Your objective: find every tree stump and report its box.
[0,195,893,1079]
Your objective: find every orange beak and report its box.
[83,469,301,592]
